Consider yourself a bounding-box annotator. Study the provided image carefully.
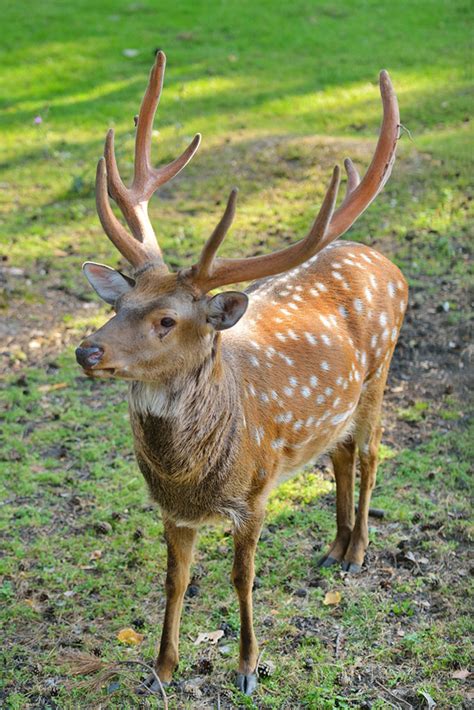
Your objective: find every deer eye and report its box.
[160,317,176,328]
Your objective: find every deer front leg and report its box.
[155,519,197,682]
[232,509,265,696]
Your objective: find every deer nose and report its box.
[75,345,104,369]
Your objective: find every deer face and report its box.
[75,263,248,382]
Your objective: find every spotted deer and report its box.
[75,51,407,695]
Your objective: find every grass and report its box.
[1,0,473,708]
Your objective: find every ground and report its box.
[0,1,473,708]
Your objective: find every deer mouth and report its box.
[84,367,116,378]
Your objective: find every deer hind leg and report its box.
[342,365,391,573]
[155,519,197,683]
[318,437,356,567]
[232,508,265,696]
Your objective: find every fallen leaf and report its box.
[451,669,470,680]
[38,382,68,393]
[323,590,341,606]
[117,627,144,645]
[194,629,224,645]
[89,549,103,561]
[24,598,41,612]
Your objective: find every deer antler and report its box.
[188,70,399,292]
[96,50,201,270]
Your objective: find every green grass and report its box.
[1,0,473,708]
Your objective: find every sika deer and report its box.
[75,51,407,695]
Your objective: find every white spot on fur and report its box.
[387,281,395,297]
[321,361,330,371]
[380,312,387,327]
[304,332,317,345]
[301,386,311,398]
[354,298,364,313]
[338,305,348,318]
[276,411,293,424]
[310,375,318,387]
[271,438,285,450]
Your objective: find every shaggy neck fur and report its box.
[128,336,243,490]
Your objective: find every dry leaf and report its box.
[38,382,68,393]
[89,550,103,561]
[194,629,224,645]
[323,590,341,606]
[117,628,144,645]
[24,598,41,612]
[451,669,470,680]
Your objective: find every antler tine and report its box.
[194,189,238,282]
[191,167,340,292]
[340,158,361,207]
[134,50,166,181]
[131,50,202,198]
[97,50,201,270]
[323,70,399,243]
[96,158,154,267]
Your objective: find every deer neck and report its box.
[128,335,243,486]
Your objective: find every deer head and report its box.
[76,51,399,383]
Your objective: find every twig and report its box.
[398,123,415,143]
[117,660,168,709]
[216,692,221,710]
[63,652,168,708]
[356,506,385,519]
[335,631,343,659]
[375,681,413,709]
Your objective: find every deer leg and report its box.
[155,519,197,682]
[318,438,356,567]
[342,423,383,573]
[232,509,265,696]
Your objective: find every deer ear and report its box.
[206,291,249,331]
[82,262,135,305]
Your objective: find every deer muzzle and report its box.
[75,345,105,370]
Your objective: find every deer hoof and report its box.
[341,561,362,574]
[136,673,170,695]
[317,554,340,568]
[236,672,258,695]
